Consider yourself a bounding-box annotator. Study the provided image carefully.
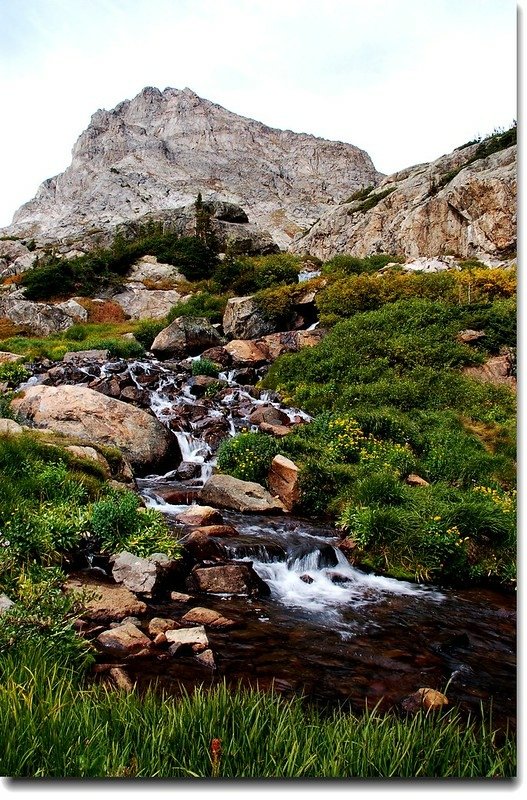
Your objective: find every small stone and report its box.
[176,505,224,527]
[148,617,181,636]
[402,688,449,713]
[96,623,152,657]
[181,607,237,629]
[170,591,193,603]
[194,649,216,668]
[406,474,430,487]
[299,574,314,584]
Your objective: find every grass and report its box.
[0,321,143,361]
[0,641,516,778]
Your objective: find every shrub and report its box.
[191,358,220,377]
[0,361,29,387]
[166,291,227,324]
[90,490,178,558]
[133,319,165,349]
[216,432,280,485]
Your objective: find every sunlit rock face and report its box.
[4,86,381,249]
[292,143,516,262]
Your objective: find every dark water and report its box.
[127,482,517,730]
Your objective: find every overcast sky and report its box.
[0,0,517,227]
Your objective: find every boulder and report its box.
[0,351,24,364]
[462,353,516,389]
[187,563,271,597]
[151,316,224,358]
[147,617,181,636]
[56,298,89,322]
[201,474,285,514]
[111,551,178,597]
[165,625,209,654]
[406,474,430,487]
[65,445,111,474]
[11,384,178,471]
[176,505,224,527]
[222,296,277,340]
[249,406,290,426]
[112,287,184,320]
[0,296,74,336]
[107,667,135,692]
[97,623,152,657]
[194,649,216,668]
[182,531,227,562]
[261,329,326,360]
[259,422,292,437]
[0,418,23,436]
[64,576,147,621]
[126,255,184,286]
[456,329,486,344]
[170,591,193,603]
[192,524,239,538]
[180,607,237,629]
[0,594,14,614]
[224,339,270,367]
[268,455,300,512]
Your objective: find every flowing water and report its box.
[139,482,516,728]
[26,354,517,726]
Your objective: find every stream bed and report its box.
[134,480,517,729]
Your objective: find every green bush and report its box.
[166,291,227,324]
[133,319,165,349]
[216,432,280,484]
[90,490,178,558]
[191,357,220,377]
[0,361,29,387]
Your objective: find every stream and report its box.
[25,353,517,727]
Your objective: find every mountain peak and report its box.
[4,88,381,247]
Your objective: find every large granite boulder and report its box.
[151,316,224,358]
[63,576,147,621]
[222,296,276,340]
[111,551,179,597]
[0,296,74,336]
[201,474,285,513]
[186,563,271,597]
[111,287,185,320]
[11,384,178,472]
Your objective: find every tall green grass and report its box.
[0,642,516,778]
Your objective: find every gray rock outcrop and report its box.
[2,86,380,248]
[293,142,516,262]
[0,296,75,336]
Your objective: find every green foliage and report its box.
[21,230,218,300]
[0,322,145,362]
[0,361,29,387]
[212,253,300,294]
[349,186,396,213]
[216,432,280,484]
[342,184,374,203]
[0,643,515,778]
[191,357,220,377]
[166,291,227,324]
[90,490,178,558]
[322,253,403,276]
[433,124,517,192]
[133,319,165,350]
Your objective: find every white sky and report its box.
[0,0,517,228]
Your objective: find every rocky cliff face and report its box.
[292,141,516,262]
[4,86,381,249]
